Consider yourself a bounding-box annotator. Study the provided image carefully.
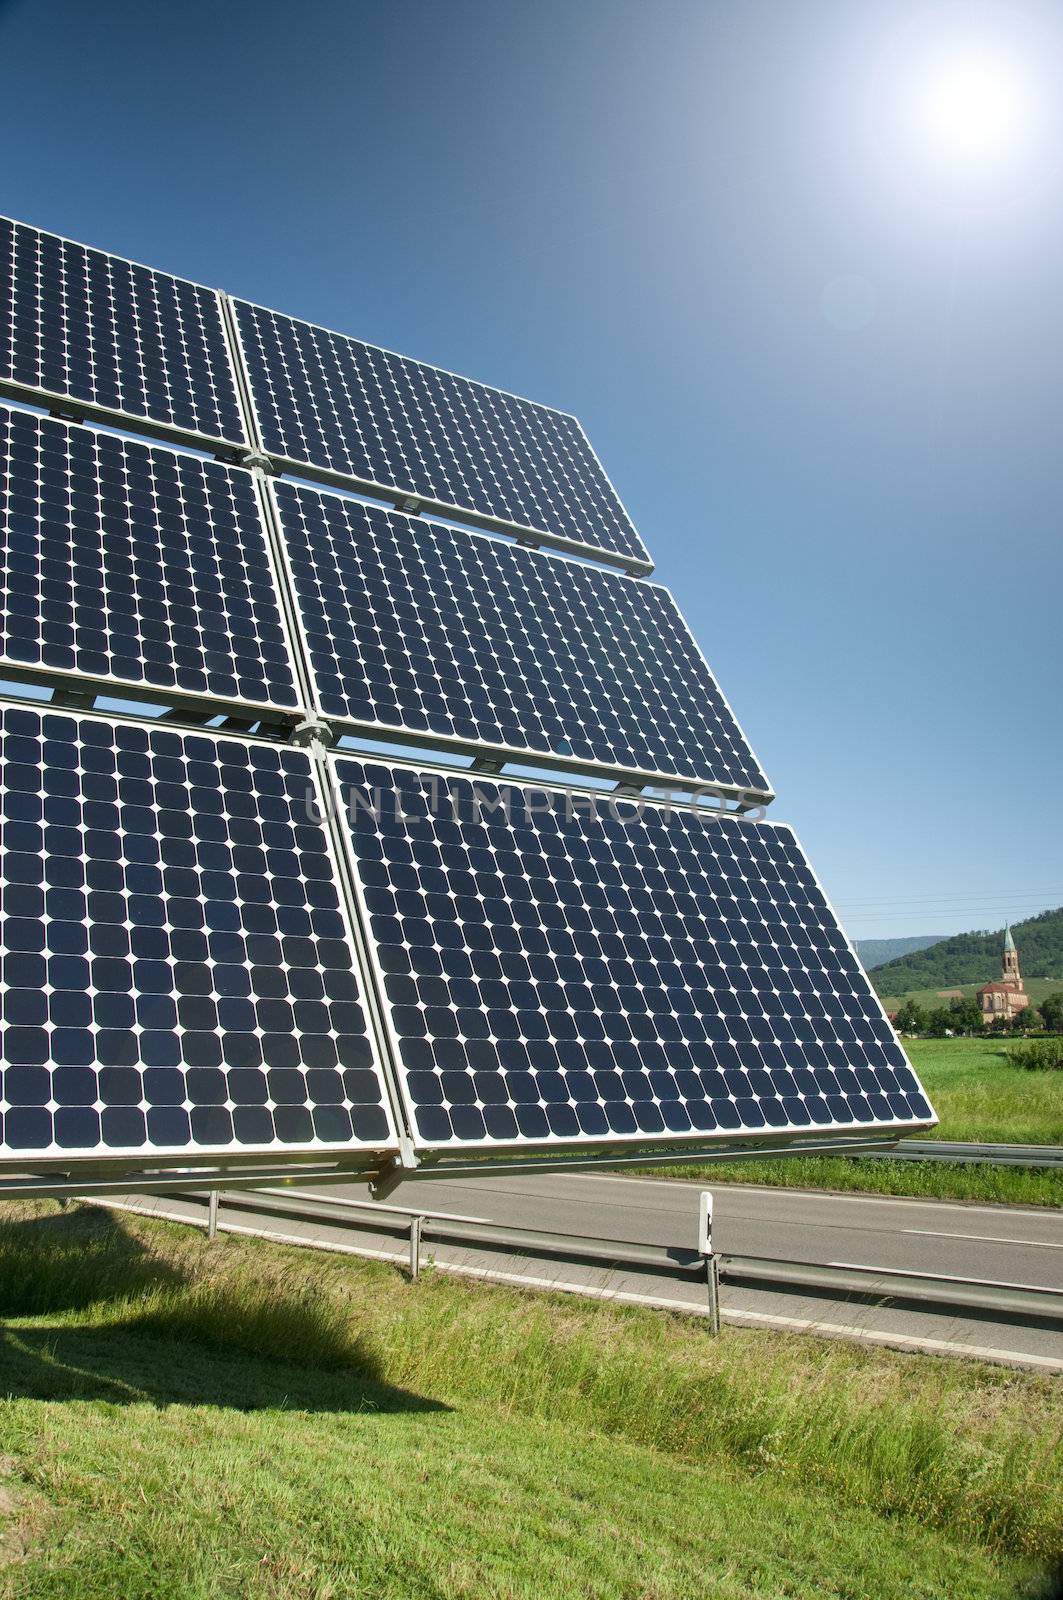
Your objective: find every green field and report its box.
[878,978,1063,1011]
[1,1203,1061,1599]
[644,1038,1063,1206]
[912,1036,1063,1142]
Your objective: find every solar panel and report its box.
[0,217,247,451]
[0,405,299,717]
[0,708,396,1163]
[275,484,772,801]
[330,757,933,1153]
[232,299,652,572]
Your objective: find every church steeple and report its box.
[979,924,1030,1018]
[1002,924,1022,986]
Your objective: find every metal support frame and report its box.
[217,291,265,456]
[49,685,97,710]
[0,689,929,1196]
[0,653,302,737]
[304,745,419,1177]
[368,1135,904,1200]
[0,227,930,1200]
[290,717,335,748]
[0,1155,389,1202]
[0,376,248,463]
[231,446,655,578]
[324,716,773,809]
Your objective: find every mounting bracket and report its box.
[290,717,334,749]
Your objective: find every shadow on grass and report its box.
[0,1205,186,1315]
[0,1206,447,1417]
[0,1322,447,1415]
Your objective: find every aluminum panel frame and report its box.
[229,298,654,575]
[324,753,936,1160]
[0,216,251,458]
[0,703,400,1169]
[266,482,773,805]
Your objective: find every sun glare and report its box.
[918,52,1032,164]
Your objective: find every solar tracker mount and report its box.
[0,216,936,1187]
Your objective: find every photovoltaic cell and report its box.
[331,757,933,1152]
[0,217,246,449]
[276,484,771,799]
[233,299,651,570]
[0,405,299,715]
[0,709,395,1162]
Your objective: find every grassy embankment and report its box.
[646,1038,1063,1206]
[1,1202,1061,1599]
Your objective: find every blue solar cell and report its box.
[330,757,934,1152]
[0,708,395,1161]
[0,217,246,449]
[0,405,299,714]
[276,484,771,799]
[233,299,651,570]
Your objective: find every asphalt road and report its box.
[116,1172,1063,1372]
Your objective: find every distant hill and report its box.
[855,935,940,969]
[868,907,1063,996]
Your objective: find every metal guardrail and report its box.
[716,1256,1063,1323]
[858,1140,1063,1170]
[120,1184,1063,1332]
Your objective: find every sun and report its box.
[918,51,1032,164]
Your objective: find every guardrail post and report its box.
[207,1189,220,1242]
[699,1190,720,1335]
[409,1213,423,1280]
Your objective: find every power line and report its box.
[837,890,1063,913]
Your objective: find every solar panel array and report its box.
[0,217,246,449]
[0,215,935,1172]
[274,484,772,798]
[0,405,298,715]
[0,708,395,1160]
[332,759,930,1150]
[233,298,651,571]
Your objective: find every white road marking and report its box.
[279,1188,493,1224]
[427,1173,1061,1230]
[640,1181,1061,1220]
[902,1228,1063,1249]
[720,1308,1063,1373]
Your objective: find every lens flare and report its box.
[918,52,1031,163]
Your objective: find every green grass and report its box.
[640,1038,1063,1206]
[647,1154,1063,1206]
[913,1037,1063,1143]
[1,1203,1061,1598]
[878,978,1063,1011]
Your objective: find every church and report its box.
[978,926,1031,1022]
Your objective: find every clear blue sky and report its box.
[2,0,1060,940]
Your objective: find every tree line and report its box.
[870,907,1063,995]
[893,993,1063,1037]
